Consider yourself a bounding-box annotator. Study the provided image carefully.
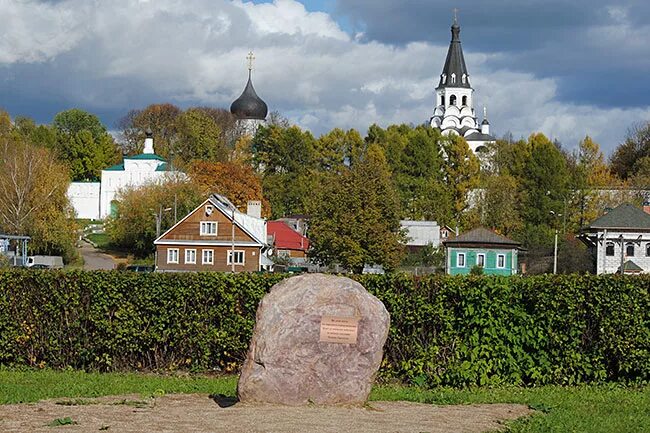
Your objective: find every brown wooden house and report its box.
[154,194,270,272]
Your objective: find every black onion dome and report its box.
[230,73,268,120]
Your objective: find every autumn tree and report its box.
[190,160,270,216]
[308,144,404,273]
[52,109,120,181]
[569,136,618,229]
[0,111,77,261]
[118,103,182,157]
[105,177,203,257]
[610,122,650,180]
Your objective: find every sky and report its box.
[1,0,649,155]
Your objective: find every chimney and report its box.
[247,200,261,218]
[644,200,650,215]
[143,128,154,154]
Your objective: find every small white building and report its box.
[429,16,495,155]
[67,131,182,219]
[580,203,650,274]
[400,220,454,252]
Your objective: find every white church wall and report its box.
[67,182,101,220]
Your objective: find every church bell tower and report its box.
[430,13,494,154]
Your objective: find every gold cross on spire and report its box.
[246,51,255,71]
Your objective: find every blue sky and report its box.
[1,0,649,155]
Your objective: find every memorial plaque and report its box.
[319,315,359,344]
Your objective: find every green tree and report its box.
[522,133,571,228]
[314,128,364,171]
[252,124,317,218]
[52,109,120,181]
[443,135,481,226]
[174,108,228,164]
[308,144,404,273]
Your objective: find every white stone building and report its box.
[430,16,495,155]
[580,203,650,274]
[67,132,182,219]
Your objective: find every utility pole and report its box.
[231,207,236,273]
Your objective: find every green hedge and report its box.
[0,270,648,386]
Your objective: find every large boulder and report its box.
[237,273,390,406]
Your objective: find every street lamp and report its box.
[154,206,173,238]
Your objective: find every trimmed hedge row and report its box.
[0,270,648,386]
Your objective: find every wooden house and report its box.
[154,194,270,272]
[443,227,521,275]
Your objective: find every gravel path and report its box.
[0,394,533,433]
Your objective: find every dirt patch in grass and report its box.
[0,394,532,433]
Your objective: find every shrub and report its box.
[0,270,647,386]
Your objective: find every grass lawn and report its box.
[0,369,647,432]
[85,233,111,249]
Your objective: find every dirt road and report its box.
[0,394,533,433]
[78,240,115,270]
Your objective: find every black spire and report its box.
[438,16,470,89]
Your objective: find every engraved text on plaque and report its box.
[319,316,359,344]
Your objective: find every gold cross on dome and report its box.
[246,51,255,71]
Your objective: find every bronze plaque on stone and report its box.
[319,316,359,344]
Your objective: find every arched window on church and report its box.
[441,74,447,84]
[462,96,468,106]
[451,73,456,84]
[450,95,457,106]
[462,74,466,84]
[626,243,635,257]
[606,242,615,256]
[441,95,445,106]
[646,243,650,256]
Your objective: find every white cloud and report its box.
[0,0,648,155]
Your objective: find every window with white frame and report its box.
[185,249,196,264]
[202,249,214,265]
[457,252,466,267]
[200,221,217,236]
[167,248,179,264]
[227,250,245,265]
[477,253,485,267]
[497,254,506,268]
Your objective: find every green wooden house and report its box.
[443,228,521,275]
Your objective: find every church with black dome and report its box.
[230,52,268,135]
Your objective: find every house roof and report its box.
[268,221,310,251]
[584,204,650,230]
[443,227,520,247]
[154,194,267,247]
[617,260,643,273]
[103,154,168,172]
[126,154,166,161]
